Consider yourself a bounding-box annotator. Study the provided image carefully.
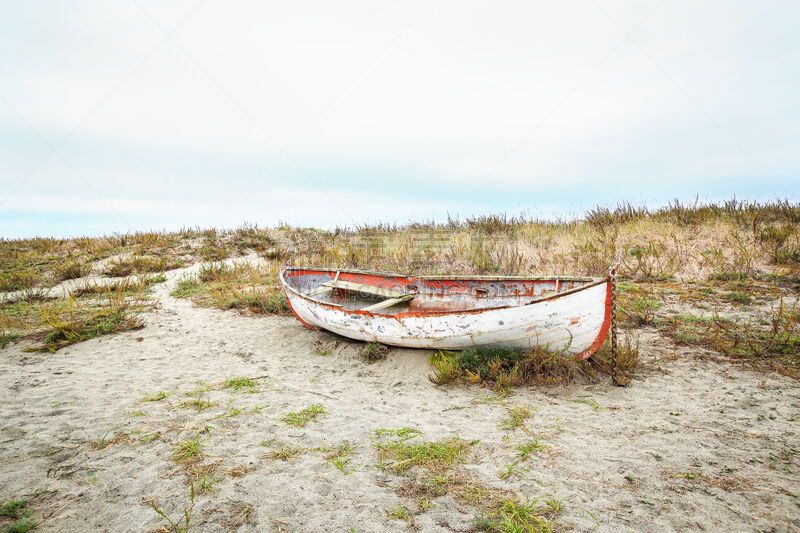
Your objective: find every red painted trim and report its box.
[573,280,612,360]
[281,267,614,355]
[281,267,606,320]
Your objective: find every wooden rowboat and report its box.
[280,267,614,359]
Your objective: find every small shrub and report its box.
[0,497,35,533]
[360,342,388,362]
[53,259,91,281]
[198,243,231,262]
[171,278,203,298]
[429,345,602,388]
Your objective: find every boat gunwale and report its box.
[280,266,608,318]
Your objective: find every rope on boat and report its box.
[609,261,622,386]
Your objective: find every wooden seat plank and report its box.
[306,285,333,297]
[323,279,407,299]
[361,294,415,312]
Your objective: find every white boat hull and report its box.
[283,274,611,358]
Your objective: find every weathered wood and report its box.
[306,285,333,297]
[281,267,612,358]
[323,279,408,299]
[360,294,415,312]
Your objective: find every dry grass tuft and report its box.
[173,437,203,464]
[660,300,799,379]
[171,262,289,315]
[91,431,133,450]
[104,255,183,277]
[359,342,389,363]
[267,446,305,461]
[53,258,92,281]
[30,292,145,352]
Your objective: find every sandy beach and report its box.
[1,261,798,532]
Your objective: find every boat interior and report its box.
[283,268,597,314]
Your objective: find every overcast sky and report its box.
[1,1,799,237]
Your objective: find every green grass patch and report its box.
[281,404,327,427]
[474,497,562,533]
[179,398,213,411]
[171,278,203,298]
[0,498,35,533]
[375,427,423,441]
[374,430,476,474]
[324,442,356,473]
[516,438,548,460]
[723,291,752,305]
[387,505,412,521]
[573,398,601,411]
[222,376,258,391]
[499,406,533,431]
[173,437,203,463]
[0,331,21,349]
[143,391,168,402]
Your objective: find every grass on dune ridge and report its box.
[3,199,799,288]
[1,199,799,379]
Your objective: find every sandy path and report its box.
[1,268,798,532]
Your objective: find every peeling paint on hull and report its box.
[281,267,612,359]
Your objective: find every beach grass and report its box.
[2,198,798,380]
[281,404,327,427]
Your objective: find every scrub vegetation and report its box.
[171,262,289,315]
[0,498,36,533]
[373,428,562,530]
[2,199,799,379]
[1,282,151,353]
